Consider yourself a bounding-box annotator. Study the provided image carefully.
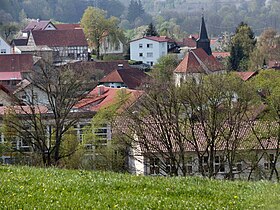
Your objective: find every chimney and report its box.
[97,85,105,96]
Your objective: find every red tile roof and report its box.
[0,105,48,115]
[182,37,196,48]
[132,36,176,43]
[174,48,223,74]
[70,60,131,76]
[0,54,34,72]
[55,24,81,30]
[236,71,258,81]
[75,86,143,112]
[23,20,54,32]
[100,68,149,89]
[0,72,22,80]
[31,29,88,47]
[212,52,230,58]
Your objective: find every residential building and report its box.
[99,65,149,89]
[22,19,56,38]
[0,54,36,91]
[130,36,179,67]
[0,36,11,54]
[12,20,88,62]
[100,34,124,56]
[27,29,88,61]
[13,79,49,105]
[127,122,280,180]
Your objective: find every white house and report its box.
[100,36,124,56]
[0,36,11,54]
[130,36,178,67]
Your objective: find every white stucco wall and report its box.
[0,37,11,54]
[130,38,168,66]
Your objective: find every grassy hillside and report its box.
[0,166,280,209]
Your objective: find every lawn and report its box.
[0,165,279,209]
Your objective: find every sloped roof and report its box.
[0,105,48,115]
[70,60,131,76]
[31,29,88,47]
[212,52,230,58]
[55,24,81,30]
[236,71,258,81]
[0,54,34,72]
[174,48,223,74]
[0,72,22,81]
[182,37,196,48]
[12,38,28,46]
[100,68,149,89]
[23,20,54,32]
[75,86,143,112]
[131,36,176,43]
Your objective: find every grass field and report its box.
[0,165,280,209]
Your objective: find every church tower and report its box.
[196,15,212,55]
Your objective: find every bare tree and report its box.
[3,60,97,166]
[120,72,255,178]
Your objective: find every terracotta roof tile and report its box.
[212,52,230,58]
[174,48,223,74]
[236,71,258,81]
[182,37,197,48]
[55,24,81,30]
[0,72,22,80]
[0,54,33,72]
[31,29,88,47]
[75,86,143,112]
[131,36,176,43]
[70,60,131,76]
[100,68,149,89]
[23,20,53,32]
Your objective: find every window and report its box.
[150,157,160,175]
[264,154,274,170]
[147,52,153,58]
[214,156,225,173]
[147,43,153,48]
[139,53,143,57]
[187,157,193,174]
[203,156,208,173]
[165,158,175,175]
[139,44,143,48]
[1,49,6,54]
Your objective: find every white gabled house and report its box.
[130,36,179,67]
[0,36,11,54]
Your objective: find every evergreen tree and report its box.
[127,0,145,22]
[145,23,159,36]
[229,22,256,71]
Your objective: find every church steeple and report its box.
[196,14,212,55]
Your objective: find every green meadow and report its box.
[0,165,279,209]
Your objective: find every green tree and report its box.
[144,22,159,36]
[249,28,280,70]
[151,54,179,83]
[250,70,280,181]
[81,7,123,60]
[229,22,256,71]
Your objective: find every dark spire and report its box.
[196,14,212,55]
